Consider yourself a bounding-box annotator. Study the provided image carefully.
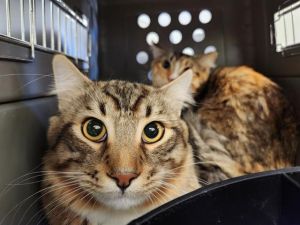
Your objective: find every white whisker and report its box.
[33,185,86,225]
[17,176,80,225]
[0,179,80,225]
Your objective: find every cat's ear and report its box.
[160,69,194,112]
[150,44,166,59]
[197,52,218,68]
[52,55,91,109]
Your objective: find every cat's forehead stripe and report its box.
[99,102,106,115]
[146,105,152,117]
[130,88,149,113]
[131,94,146,112]
[101,81,150,114]
[103,90,121,110]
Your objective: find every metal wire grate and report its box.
[273,0,300,56]
[0,0,89,62]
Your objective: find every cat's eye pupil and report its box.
[144,123,159,138]
[162,60,170,69]
[87,120,103,137]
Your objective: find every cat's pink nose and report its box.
[108,173,139,191]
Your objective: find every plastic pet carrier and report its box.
[0,0,300,224]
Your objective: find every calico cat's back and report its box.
[199,66,298,172]
[150,46,299,178]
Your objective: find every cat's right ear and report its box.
[150,44,165,59]
[197,51,218,68]
[52,55,91,110]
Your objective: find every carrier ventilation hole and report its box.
[158,12,171,27]
[137,14,151,29]
[178,11,192,25]
[192,28,205,42]
[136,51,149,64]
[146,32,159,45]
[169,30,182,44]
[204,45,217,54]
[147,71,153,81]
[182,47,195,56]
[199,9,212,24]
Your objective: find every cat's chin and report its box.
[94,191,147,210]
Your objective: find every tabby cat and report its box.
[151,45,299,180]
[42,55,204,225]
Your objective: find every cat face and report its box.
[43,56,199,214]
[150,45,218,93]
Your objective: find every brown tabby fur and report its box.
[42,55,200,225]
[151,45,299,182]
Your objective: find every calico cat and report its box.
[151,45,299,180]
[42,55,202,225]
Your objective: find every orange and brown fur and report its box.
[42,55,200,225]
[151,45,299,181]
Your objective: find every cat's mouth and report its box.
[93,191,148,210]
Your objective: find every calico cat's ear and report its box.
[52,55,91,109]
[197,52,218,68]
[150,44,166,59]
[160,69,194,112]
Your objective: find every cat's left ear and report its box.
[197,51,218,68]
[160,69,194,113]
[52,55,92,110]
[150,44,166,59]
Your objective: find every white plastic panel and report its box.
[274,0,300,52]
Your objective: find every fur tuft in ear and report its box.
[52,55,91,110]
[161,69,194,112]
[150,44,166,59]
[197,52,218,68]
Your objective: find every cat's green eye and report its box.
[142,122,165,144]
[82,118,107,142]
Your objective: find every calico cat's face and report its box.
[150,45,218,93]
[43,56,199,213]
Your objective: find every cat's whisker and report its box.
[0,73,53,77]
[145,192,155,207]
[34,185,87,225]
[18,75,53,90]
[3,170,83,186]
[17,178,80,225]
[157,184,181,197]
[151,185,169,204]
[152,186,173,205]
[7,174,83,186]
[67,190,94,225]
[0,172,83,202]
[18,177,81,225]
[155,179,179,191]
[33,191,82,225]
[163,171,210,185]
[0,163,44,199]
[149,189,164,206]
[151,180,182,196]
[0,179,80,225]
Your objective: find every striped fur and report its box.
[42,56,199,225]
[151,46,299,183]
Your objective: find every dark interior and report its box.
[0,0,300,224]
[99,0,300,119]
